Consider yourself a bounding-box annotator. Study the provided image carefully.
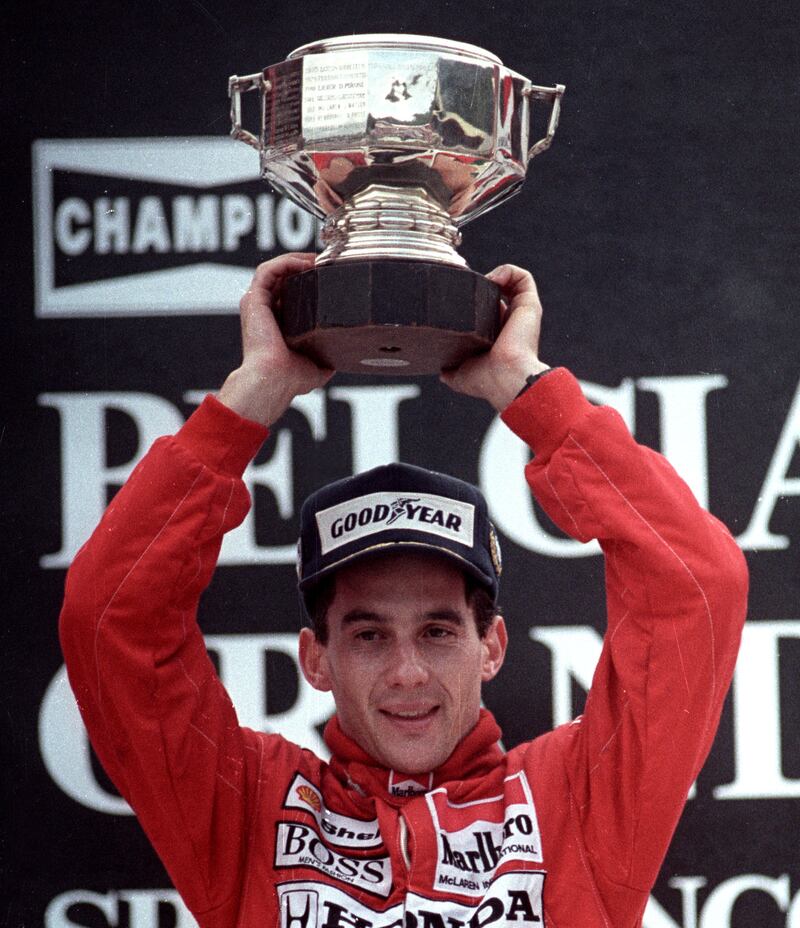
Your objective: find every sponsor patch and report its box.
[388,770,433,797]
[426,770,543,899]
[277,871,545,927]
[280,888,319,928]
[275,822,392,898]
[315,491,475,555]
[31,138,320,317]
[297,784,322,813]
[284,774,383,850]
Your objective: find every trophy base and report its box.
[278,261,500,375]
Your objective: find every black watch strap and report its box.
[515,369,553,399]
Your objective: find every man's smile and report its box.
[379,705,440,730]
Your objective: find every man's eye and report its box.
[355,629,381,642]
[426,625,454,639]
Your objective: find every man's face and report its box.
[299,551,507,775]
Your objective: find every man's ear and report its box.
[299,627,332,692]
[481,616,508,683]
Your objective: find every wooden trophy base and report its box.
[277,260,501,375]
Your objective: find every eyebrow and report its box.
[340,609,465,626]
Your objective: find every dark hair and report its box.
[306,570,499,645]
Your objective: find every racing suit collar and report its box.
[323,708,504,804]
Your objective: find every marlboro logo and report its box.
[389,770,434,797]
[32,138,321,317]
[425,770,542,899]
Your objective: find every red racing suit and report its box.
[60,368,748,928]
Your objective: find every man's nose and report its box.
[386,641,430,687]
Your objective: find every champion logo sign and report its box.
[426,771,543,899]
[316,491,475,556]
[32,138,321,317]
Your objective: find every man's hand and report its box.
[440,264,550,412]
[218,253,334,426]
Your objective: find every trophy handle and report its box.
[228,72,270,149]
[524,83,566,160]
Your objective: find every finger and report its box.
[252,253,317,296]
[307,366,336,390]
[240,287,284,352]
[487,264,540,308]
[439,356,481,396]
[240,255,317,350]
[497,298,510,326]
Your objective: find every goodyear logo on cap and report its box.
[316,492,475,555]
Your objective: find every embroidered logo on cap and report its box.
[489,524,502,577]
[316,492,475,556]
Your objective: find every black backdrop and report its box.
[6,1,800,926]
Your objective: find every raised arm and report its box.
[218,251,333,424]
[444,267,748,920]
[59,254,332,920]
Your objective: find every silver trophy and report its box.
[229,34,564,374]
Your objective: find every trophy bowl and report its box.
[230,34,564,374]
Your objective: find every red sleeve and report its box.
[59,395,270,919]
[503,369,748,906]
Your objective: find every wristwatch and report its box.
[515,368,553,399]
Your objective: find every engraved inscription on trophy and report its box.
[229,34,564,374]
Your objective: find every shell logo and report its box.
[296,784,322,812]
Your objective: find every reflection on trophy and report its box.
[229,35,564,374]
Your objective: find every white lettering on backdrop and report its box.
[39,621,800,814]
[39,376,800,568]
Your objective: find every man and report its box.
[60,253,748,928]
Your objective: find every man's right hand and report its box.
[218,253,334,427]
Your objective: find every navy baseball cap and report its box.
[297,463,502,609]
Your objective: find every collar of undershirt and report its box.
[323,708,505,805]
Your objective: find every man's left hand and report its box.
[440,264,550,411]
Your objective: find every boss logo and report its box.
[274,822,392,897]
[316,491,475,555]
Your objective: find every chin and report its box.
[382,745,448,775]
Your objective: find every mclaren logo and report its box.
[32,137,321,317]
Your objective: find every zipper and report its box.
[398,814,411,871]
